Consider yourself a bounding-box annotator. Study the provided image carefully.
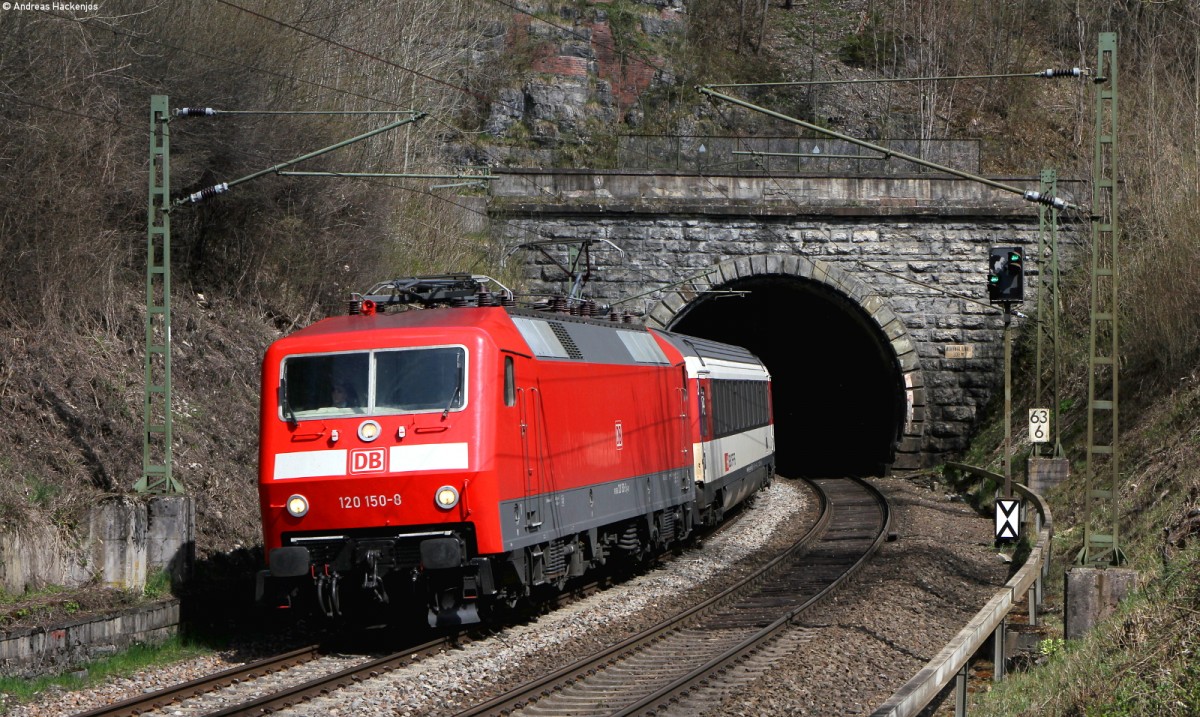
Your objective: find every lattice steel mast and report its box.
[137,95,181,494]
[1078,33,1124,567]
[1034,168,1064,458]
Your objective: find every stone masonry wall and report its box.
[491,172,1084,465]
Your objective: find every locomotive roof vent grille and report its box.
[512,317,570,359]
[548,322,584,360]
[618,330,669,364]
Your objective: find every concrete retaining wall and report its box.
[0,495,194,595]
[0,599,179,678]
[0,526,93,595]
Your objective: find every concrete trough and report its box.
[0,599,179,678]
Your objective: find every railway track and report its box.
[453,477,889,717]
[67,496,760,717]
[68,638,444,717]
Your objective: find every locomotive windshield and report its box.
[280,346,466,419]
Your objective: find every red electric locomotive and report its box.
[256,276,774,625]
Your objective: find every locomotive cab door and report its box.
[517,380,544,533]
[678,364,692,478]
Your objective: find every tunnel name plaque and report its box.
[944,344,975,359]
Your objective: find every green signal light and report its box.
[989,275,1000,283]
[1009,252,1022,262]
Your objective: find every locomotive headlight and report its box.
[357,420,381,442]
[286,494,309,518]
[435,485,460,510]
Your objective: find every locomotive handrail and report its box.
[870,464,1054,717]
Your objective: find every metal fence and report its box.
[871,466,1053,717]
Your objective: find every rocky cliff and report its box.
[479,1,685,160]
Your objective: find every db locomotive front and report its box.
[256,276,774,626]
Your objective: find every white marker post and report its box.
[995,498,1021,542]
[1029,407,1050,445]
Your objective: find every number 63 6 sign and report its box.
[1029,408,1050,443]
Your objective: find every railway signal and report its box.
[988,246,1024,304]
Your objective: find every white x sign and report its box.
[995,499,1021,541]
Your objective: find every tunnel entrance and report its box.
[668,274,905,478]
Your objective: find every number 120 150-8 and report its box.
[339,494,402,509]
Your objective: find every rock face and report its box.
[483,1,685,146]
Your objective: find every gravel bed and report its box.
[282,478,813,716]
[4,642,367,717]
[9,477,1003,717]
[6,479,813,717]
[709,476,1010,716]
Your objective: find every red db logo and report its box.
[350,448,386,474]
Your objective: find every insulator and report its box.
[501,294,515,307]
[608,311,620,322]
[585,300,597,317]
[622,311,634,324]
[451,297,469,308]
[1040,68,1081,78]
[184,183,229,204]
[175,107,217,117]
[1023,191,1069,210]
[552,296,568,313]
[348,300,362,315]
[570,303,582,316]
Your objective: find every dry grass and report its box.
[0,1,510,567]
[827,3,1200,713]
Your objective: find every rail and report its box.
[453,477,891,717]
[870,464,1054,717]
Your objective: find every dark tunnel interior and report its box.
[669,275,905,478]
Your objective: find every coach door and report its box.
[698,372,718,484]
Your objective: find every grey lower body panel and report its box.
[698,455,774,512]
[499,467,694,552]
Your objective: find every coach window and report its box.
[504,356,516,407]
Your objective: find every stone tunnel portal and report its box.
[668,275,906,478]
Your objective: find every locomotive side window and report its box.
[504,356,516,407]
[375,346,466,413]
[282,352,369,418]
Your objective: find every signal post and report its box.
[988,247,1023,545]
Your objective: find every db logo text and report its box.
[350,448,387,474]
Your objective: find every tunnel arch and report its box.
[645,255,925,476]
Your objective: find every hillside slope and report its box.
[1,3,1198,712]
